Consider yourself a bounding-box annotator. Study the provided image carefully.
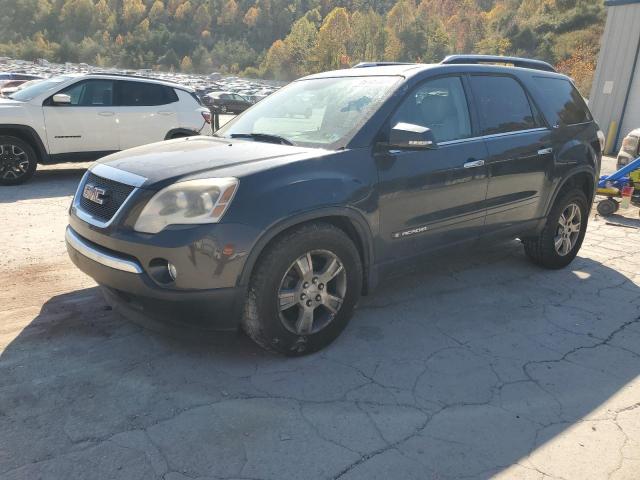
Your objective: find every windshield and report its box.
[216,76,401,149]
[9,76,71,101]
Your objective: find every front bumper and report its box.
[65,225,247,330]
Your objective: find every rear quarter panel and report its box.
[175,89,209,135]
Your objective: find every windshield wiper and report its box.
[230,132,294,146]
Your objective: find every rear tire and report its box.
[241,223,362,356]
[0,136,37,185]
[523,188,588,269]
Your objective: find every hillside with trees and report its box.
[0,0,604,93]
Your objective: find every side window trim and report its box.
[467,73,548,135]
[438,126,549,146]
[461,74,481,138]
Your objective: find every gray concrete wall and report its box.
[588,2,640,153]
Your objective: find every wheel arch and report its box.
[0,124,48,163]
[546,168,596,217]
[164,128,198,140]
[238,207,376,295]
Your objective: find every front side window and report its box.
[117,81,175,106]
[216,76,401,149]
[470,75,537,135]
[391,76,472,143]
[534,77,592,126]
[59,80,114,106]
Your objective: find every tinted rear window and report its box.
[117,81,178,106]
[534,77,592,126]
[469,75,537,135]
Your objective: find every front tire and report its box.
[0,136,37,185]
[523,188,589,269]
[242,223,362,356]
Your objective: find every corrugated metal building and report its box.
[589,0,640,153]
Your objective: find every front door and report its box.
[377,76,489,266]
[42,79,119,155]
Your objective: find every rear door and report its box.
[114,80,179,150]
[42,79,119,155]
[467,74,554,234]
[377,75,489,265]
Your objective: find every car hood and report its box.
[95,136,326,186]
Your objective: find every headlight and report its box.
[134,177,238,234]
[622,135,639,155]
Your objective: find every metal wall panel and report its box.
[620,57,640,140]
[589,3,640,152]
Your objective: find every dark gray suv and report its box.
[66,55,603,355]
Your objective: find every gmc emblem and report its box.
[83,184,108,205]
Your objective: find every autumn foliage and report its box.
[0,0,605,94]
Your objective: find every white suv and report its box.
[0,73,212,185]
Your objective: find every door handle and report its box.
[463,159,485,168]
[157,111,174,116]
[538,147,553,155]
[98,111,114,116]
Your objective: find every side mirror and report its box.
[52,93,71,105]
[386,122,437,150]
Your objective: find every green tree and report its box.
[315,7,351,71]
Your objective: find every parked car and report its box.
[0,73,211,185]
[0,78,42,97]
[203,91,253,113]
[617,128,640,169]
[0,72,42,88]
[66,55,603,355]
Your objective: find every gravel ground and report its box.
[1,156,639,480]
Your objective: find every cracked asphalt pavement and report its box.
[1,157,639,480]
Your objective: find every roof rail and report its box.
[352,62,415,68]
[441,55,556,72]
[86,71,179,85]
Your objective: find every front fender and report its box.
[226,149,378,290]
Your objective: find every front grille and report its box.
[78,172,135,222]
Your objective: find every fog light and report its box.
[167,263,178,280]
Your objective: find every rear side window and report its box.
[534,77,592,126]
[117,81,178,106]
[469,75,537,135]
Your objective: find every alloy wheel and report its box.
[277,250,347,335]
[554,203,582,256]
[0,144,29,180]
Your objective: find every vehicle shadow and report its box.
[0,165,88,203]
[603,211,640,229]
[1,242,639,479]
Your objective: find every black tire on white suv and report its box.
[0,135,38,185]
